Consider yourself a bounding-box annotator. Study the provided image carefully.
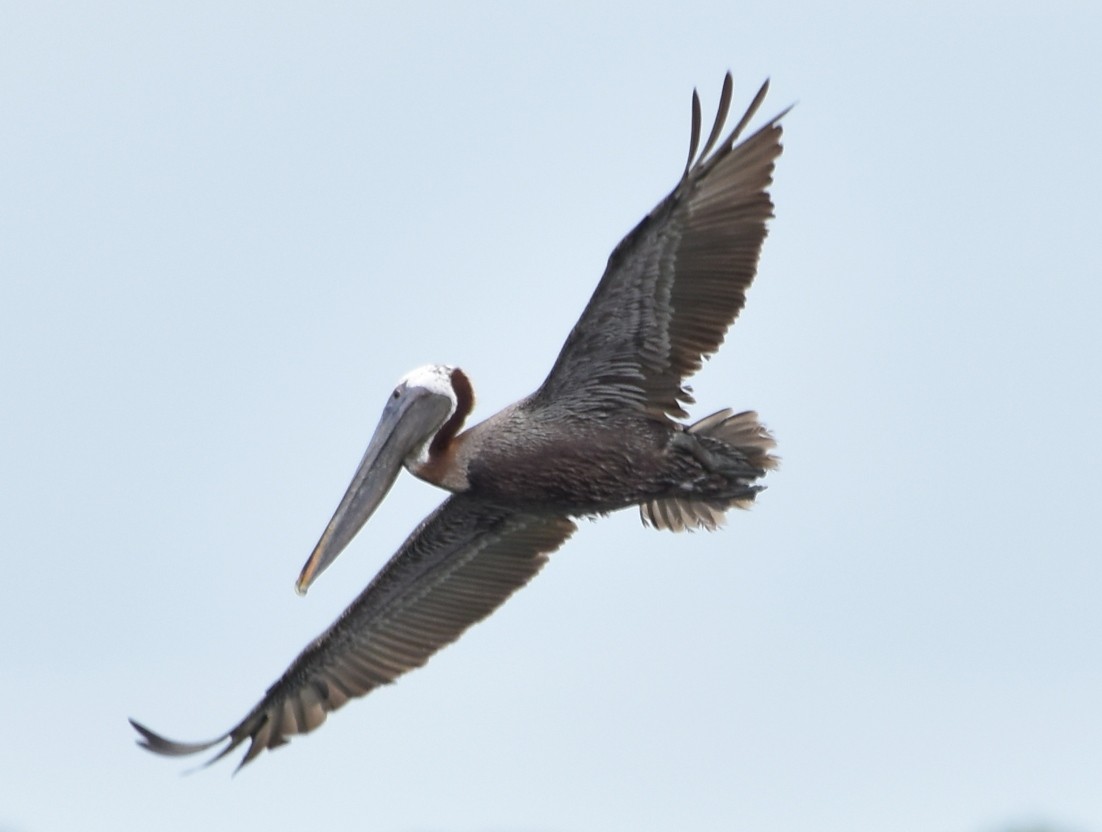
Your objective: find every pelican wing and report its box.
[534,74,786,421]
[131,497,576,771]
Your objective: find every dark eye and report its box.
[392,388,401,399]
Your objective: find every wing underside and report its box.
[535,75,786,422]
[131,497,576,770]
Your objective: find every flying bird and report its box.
[131,73,786,771]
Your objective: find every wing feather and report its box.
[533,74,786,421]
[130,497,576,771]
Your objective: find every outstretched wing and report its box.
[533,74,787,421]
[131,496,576,771]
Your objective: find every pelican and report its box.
[131,73,786,771]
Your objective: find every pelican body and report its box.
[131,73,787,770]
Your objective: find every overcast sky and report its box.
[3,3,1100,831]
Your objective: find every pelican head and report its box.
[295,364,472,594]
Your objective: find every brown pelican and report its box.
[131,73,786,771]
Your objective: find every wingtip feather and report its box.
[129,717,226,757]
[683,88,702,178]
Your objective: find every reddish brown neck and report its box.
[416,367,474,492]
[429,367,473,457]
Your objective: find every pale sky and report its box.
[2,3,1100,831]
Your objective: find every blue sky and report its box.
[2,3,1100,831]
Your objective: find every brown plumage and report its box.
[130,73,786,771]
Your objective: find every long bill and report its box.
[294,388,451,595]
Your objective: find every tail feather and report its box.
[641,409,777,532]
[688,408,777,470]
